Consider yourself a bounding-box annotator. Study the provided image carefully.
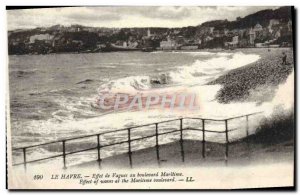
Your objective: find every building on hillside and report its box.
[175,36,185,45]
[29,34,54,44]
[238,29,246,38]
[198,26,215,35]
[253,23,263,36]
[274,30,281,39]
[255,43,267,48]
[204,36,213,42]
[280,25,291,37]
[249,28,256,45]
[160,37,179,50]
[238,38,248,48]
[172,29,181,35]
[261,28,269,38]
[232,35,239,43]
[128,41,139,48]
[268,19,280,33]
[72,40,83,45]
[231,29,239,35]
[147,29,151,37]
[69,25,84,32]
[226,31,234,37]
[254,23,263,31]
[49,25,64,31]
[213,29,221,37]
[198,27,209,35]
[52,36,62,47]
[180,45,199,50]
[224,28,229,36]
[225,35,239,48]
[36,27,47,32]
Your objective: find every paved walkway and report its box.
[72,139,293,169]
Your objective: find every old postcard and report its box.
[6,6,295,190]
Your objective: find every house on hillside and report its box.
[204,36,213,42]
[253,23,263,36]
[175,36,185,45]
[209,27,215,34]
[29,34,54,44]
[238,29,246,38]
[249,28,256,45]
[254,23,263,31]
[147,29,152,37]
[274,30,281,39]
[225,35,239,48]
[224,28,229,36]
[239,38,248,48]
[160,36,179,50]
[268,19,280,33]
[213,29,221,37]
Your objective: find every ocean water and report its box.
[9,51,266,167]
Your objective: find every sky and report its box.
[7,6,279,30]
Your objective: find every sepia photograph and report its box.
[6,5,295,190]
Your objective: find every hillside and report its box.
[7,6,293,55]
[199,6,292,30]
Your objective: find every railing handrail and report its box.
[12,128,183,166]
[12,112,264,168]
[12,112,263,151]
[185,111,264,121]
[225,111,264,121]
[12,118,180,151]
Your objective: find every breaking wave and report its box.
[97,52,260,94]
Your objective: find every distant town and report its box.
[8,6,293,55]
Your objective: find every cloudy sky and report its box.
[7,6,278,30]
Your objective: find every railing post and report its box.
[155,123,159,147]
[97,134,101,162]
[155,123,160,165]
[62,140,67,169]
[23,148,27,170]
[128,128,131,154]
[225,120,229,143]
[180,118,183,142]
[179,118,185,162]
[202,119,206,158]
[246,115,249,136]
[127,128,132,168]
[225,120,229,163]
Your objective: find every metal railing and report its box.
[12,112,263,169]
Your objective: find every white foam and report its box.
[20,52,263,139]
[98,75,152,94]
[169,52,260,85]
[96,52,260,94]
[261,71,294,116]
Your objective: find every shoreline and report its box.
[8,47,293,56]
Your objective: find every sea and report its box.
[9,50,269,167]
